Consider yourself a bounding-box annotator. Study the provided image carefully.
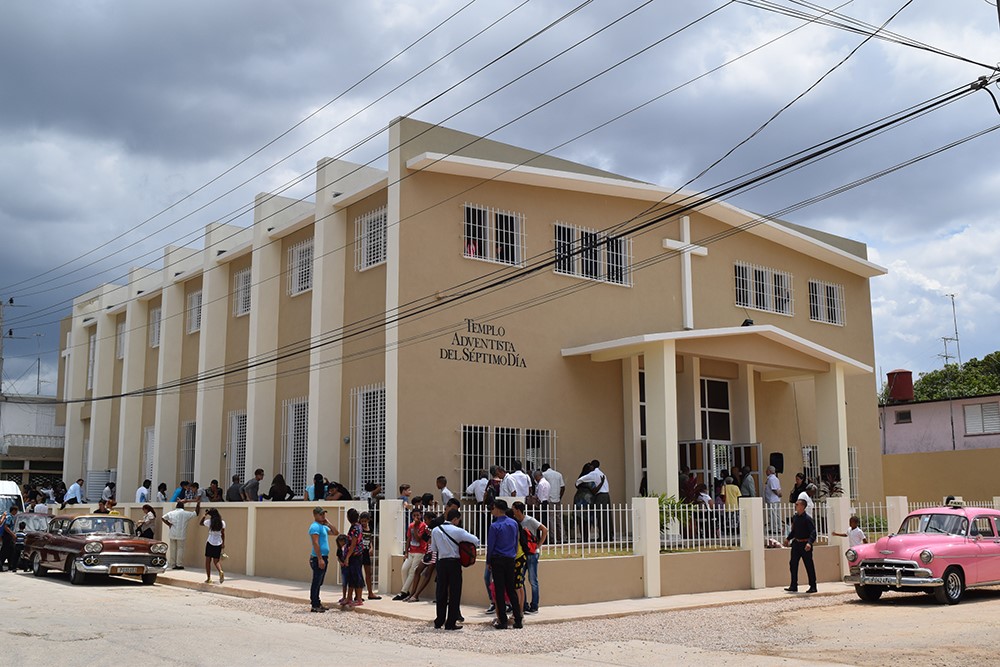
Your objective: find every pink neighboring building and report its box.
[880,393,1000,454]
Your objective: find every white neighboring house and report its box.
[0,394,65,489]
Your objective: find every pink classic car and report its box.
[845,503,1000,604]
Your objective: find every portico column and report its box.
[87,312,116,474]
[152,283,184,487]
[622,356,641,498]
[307,187,346,483]
[383,121,403,498]
[194,257,229,486]
[117,299,148,493]
[644,341,678,499]
[815,363,850,499]
[63,321,90,482]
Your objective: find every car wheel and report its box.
[854,584,883,602]
[31,552,45,578]
[68,558,86,586]
[141,573,157,585]
[934,566,964,605]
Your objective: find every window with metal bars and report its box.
[734,261,793,315]
[553,222,632,286]
[459,425,556,496]
[149,307,162,348]
[808,279,845,325]
[226,410,247,483]
[355,207,387,271]
[144,427,155,485]
[802,445,820,485]
[282,398,309,496]
[350,384,386,497]
[116,321,126,359]
[233,267,252,317]
[86,332,96,390]
[186,290,203,333]
[847,446,859,501]
[287,238,314,295]
[180,422,196,483]
[463,204,524,266]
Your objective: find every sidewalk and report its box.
[156,569,855,625]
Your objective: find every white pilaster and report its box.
[644,341,678,499]
[194,257,229,486]
[116,299,148,493]
[622,357,642,498]
[377,499,405,594]
[815,363,850,499]
[827,495,852,578]
[152,283,184,487]
[383,121,403,498]
[635,496,661,597]
[87,312,117,474]
[62,322,90,482]
[739,496,765,589]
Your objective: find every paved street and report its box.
[5,570,998,666]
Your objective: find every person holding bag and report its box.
[430,508,479,630]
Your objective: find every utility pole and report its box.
[945,293,962,368]
[33,332,44,395]
[939,337,957,451]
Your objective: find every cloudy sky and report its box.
[1,0,998,397]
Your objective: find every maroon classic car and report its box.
[24,514,168,585]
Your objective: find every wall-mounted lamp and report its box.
[343,436,350,445]
[741,318,754,327]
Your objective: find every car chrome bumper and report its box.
[844,573,943,588]
[74,557,167,575]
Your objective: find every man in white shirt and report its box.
[797,484,817,516]
[498,466,517,498]
[465,470,489,504]
[763,466,782,534]
[61,479,85,509]
[589,460,611,541]
[436,476,454,506]
[540,464,565,542]
[135,479,151,504]
[161,499,201,569]
[503,460,532,498]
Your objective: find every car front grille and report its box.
[84,553,164,568]
[856,558,924,577]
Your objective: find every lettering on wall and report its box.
[439,319,527,368]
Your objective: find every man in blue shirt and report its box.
[308,507,339,612]
[170,481,189,503]
[486,499,523,629]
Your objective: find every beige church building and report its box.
[56,117,886,503]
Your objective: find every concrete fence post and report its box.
[739,496,765,590]
[886,496,908,535]
[633,497,661,598]
[827,495,852,578]
[993,496,1000,511]
[378,499,405,595]
[245,504,257,576]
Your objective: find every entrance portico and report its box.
[562,325,872,500]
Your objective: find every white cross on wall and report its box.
[662,215,708,330]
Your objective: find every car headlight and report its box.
[84,541,103,554]
[919,549,934,564]
[845,549,857,562]
[150,542,168,554]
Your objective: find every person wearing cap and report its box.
[308,507,340,613]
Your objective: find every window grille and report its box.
[180,422,196,482]
[808,279,845,326]
[116,322,126,360]
[894,410,912,424]
[459,425,557,496]
[86,333,96,390]
[233,267,252,317]
[463,204,525,266]
[281,398,309,496]
[553,222,632,286]
[700,378,731,441]
[355,207,387,271]
[144,427,156,484]
[847,446,859,501]
[287,238,314,294]
[734,261,793,315]
[186,291,203,333]
[350,384,386,497]
[964,402,1000,435]
[226,410,247,483]
[82,438,90,477]
[802,445,820,484]
[148,307,162,348]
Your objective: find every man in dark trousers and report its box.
[486,499,523,629]
[784,498,817,593]
[430,508,480,630]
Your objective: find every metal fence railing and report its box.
[769,502,830,544]
[660,504,742,552]
[849,502,889,539]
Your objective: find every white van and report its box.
[0,480,24,513]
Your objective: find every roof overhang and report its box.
[561,325,873,381]
[407,152,886,279]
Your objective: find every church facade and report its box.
[56,117,886,502]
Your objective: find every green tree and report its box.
[911,351,1000,401]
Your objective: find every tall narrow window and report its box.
[606,236,627,285]
[735,263,751,308]
[180,422,196,482]
[494,212,520,265]
[461,425,489,493]
[115,322,126,360]
[144,427,156,483]
[524,429,553,472]
[351,384,386,496]
[808,279,845,325]
[86,332,96,390]
[847,446,859,500]
[226,410,247,484]
[356,207,387,271]
[282,398,309,495]
[186,291,203,334]
[148,307,161,348]
[580,230,601,279]
[288,238,314,294]
[554,224,575,274]
[494,427,520,471]
[700,378,731,441]
[233,267,252,317]
[464,205,488,260]
[802,445,820,484]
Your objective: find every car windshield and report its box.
[898,513,968,537]
[68,517,136,535]
[21,515,50,532]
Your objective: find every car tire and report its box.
[934,566,964,605]
[31,552,45,578]
[68,558,86,586]
[141,573,157,585]
[854,584,883,602]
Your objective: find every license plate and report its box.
[110,566,144,575]
[861,575,898,585]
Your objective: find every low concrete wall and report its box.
[764,545,841,588]
[660,550,751,596]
